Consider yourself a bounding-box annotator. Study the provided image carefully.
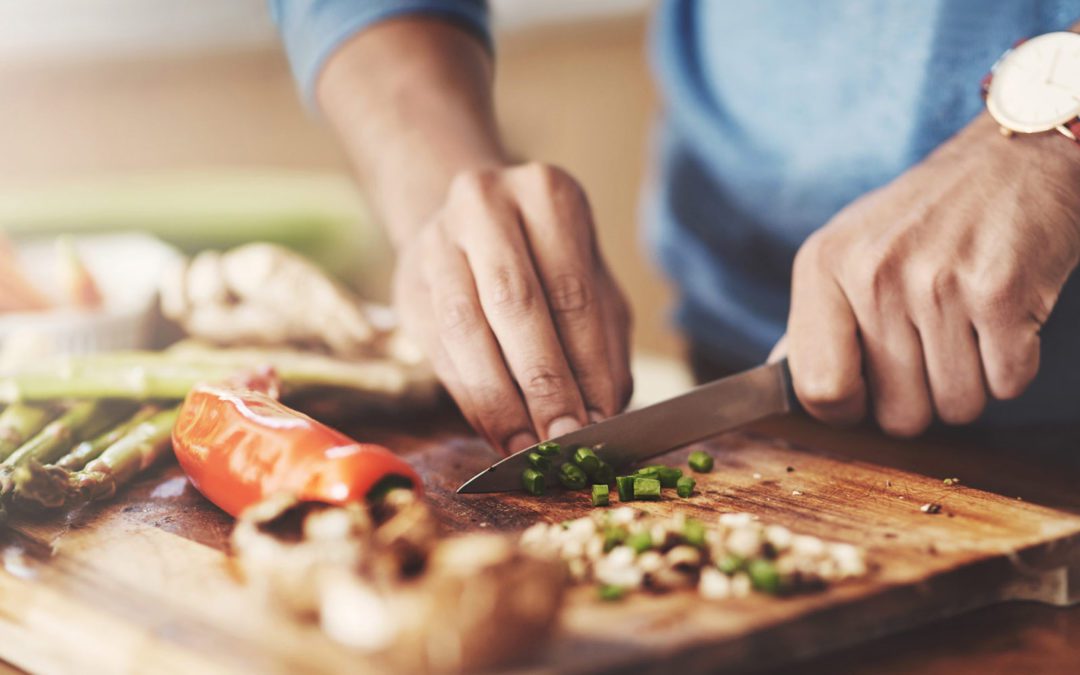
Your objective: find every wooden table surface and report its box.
[3,411,1080,673]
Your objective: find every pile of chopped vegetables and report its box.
[520,508,868,600]
[522,442,716,504]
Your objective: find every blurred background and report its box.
[0,0,685,371]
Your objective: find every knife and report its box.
[456,358,800,493]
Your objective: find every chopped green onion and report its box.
[592,484,610,507]
[632,477,661,500]
[527,451,551,472]
[603,525,628,551]
[616,475,635,501]
[683,518,706,548]
[748,558,782,595]
[535,441,561,457]
[717,554,744,575]
[676,475,696,498]
[593,461,615,485]
[635,465,682,488]
[521,468,546,496]
[558,462,587,490]
[573,446,600,475]
[627,531,652,554]
[657,467,683,488]
[688,450,714,473]
[597,584,626,602]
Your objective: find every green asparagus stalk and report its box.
[0,401,131,499]
[0,403,58,462]
[0,349,427,403]
[74,406,179,502]
[54,404,160,471]
[15,406,180,509]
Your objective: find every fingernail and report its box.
[547,416,582,439]
[588,409,606,424]
[506,431,538,455]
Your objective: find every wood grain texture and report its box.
[1,412,1079,674]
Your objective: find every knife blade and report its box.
[456,358,798,494]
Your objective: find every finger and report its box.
[767,334,788,364]
[858,310,934,437]
[598,272,634,413]
[446,175,587,438]
[915,301,986,424]
[787,241,867,425]
[974,318,1040,401]
[416,227,537,454]
[511,165,622,418]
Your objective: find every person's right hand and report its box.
[393,162,633,455]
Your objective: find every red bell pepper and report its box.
[172,383,421,517]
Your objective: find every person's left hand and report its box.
[779,114,1080,436]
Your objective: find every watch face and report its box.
[987,32,1080,133]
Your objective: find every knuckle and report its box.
[449,168,502,204]
[969,273,1024,324]
[548,273,592,315]
[877,408,931,438]
[521,365,571,402]
[438,295,482,336]
[989,353,1038,400]
[796,372,860,408]
[488,266,536,315]
[848,249,897,304]
[908,263,956,313]
[934,389,986,426]
[520,162,570,191]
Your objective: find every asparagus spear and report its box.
[15,406,180,509]
[54,404,160,471]
[0,403,57,462]
[0,400,131,498]
[74,406,179,502]
[0,349,432,404]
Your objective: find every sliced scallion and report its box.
[592,484,610,507]
[688,450,714,473]
[522,468,546,496]
[676,475,696,498]
[632,477,661,501]
[616,475,635,501]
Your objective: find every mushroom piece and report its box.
[232,494,566,673]
[160,243,422,363]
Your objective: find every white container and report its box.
[0,233,182,364]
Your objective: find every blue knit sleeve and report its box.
[270,0,491,107]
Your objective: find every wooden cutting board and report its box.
[1,412,1079,674]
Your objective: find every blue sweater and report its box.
[274,0,1080,424]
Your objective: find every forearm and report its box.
[316,18,506,248]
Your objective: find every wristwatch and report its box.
[983,31,1080,142]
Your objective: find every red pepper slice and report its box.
[172,383,421,517]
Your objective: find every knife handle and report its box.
[776,358,804,415]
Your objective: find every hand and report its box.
[785,115,1080,435]
[393,162,633,454]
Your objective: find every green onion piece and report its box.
[573,447,601,475]
[597,584,626,602]
[522,468,546,496]
[657,467,683,488]
[536,441,561,457]
[634,465,663,477]
[717,554,745,576]
[632,477,661,501]
[748,559,782,595]
[683,518,706,548]
[688,450,714,473]
[616,475,635,501]
[603,525,628,551]
[676,475,696,498]
[558,462,587,490]
[627,531,652,554]
[593,461,615,485]
[527,451,551,472]
[592,484,610,507]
